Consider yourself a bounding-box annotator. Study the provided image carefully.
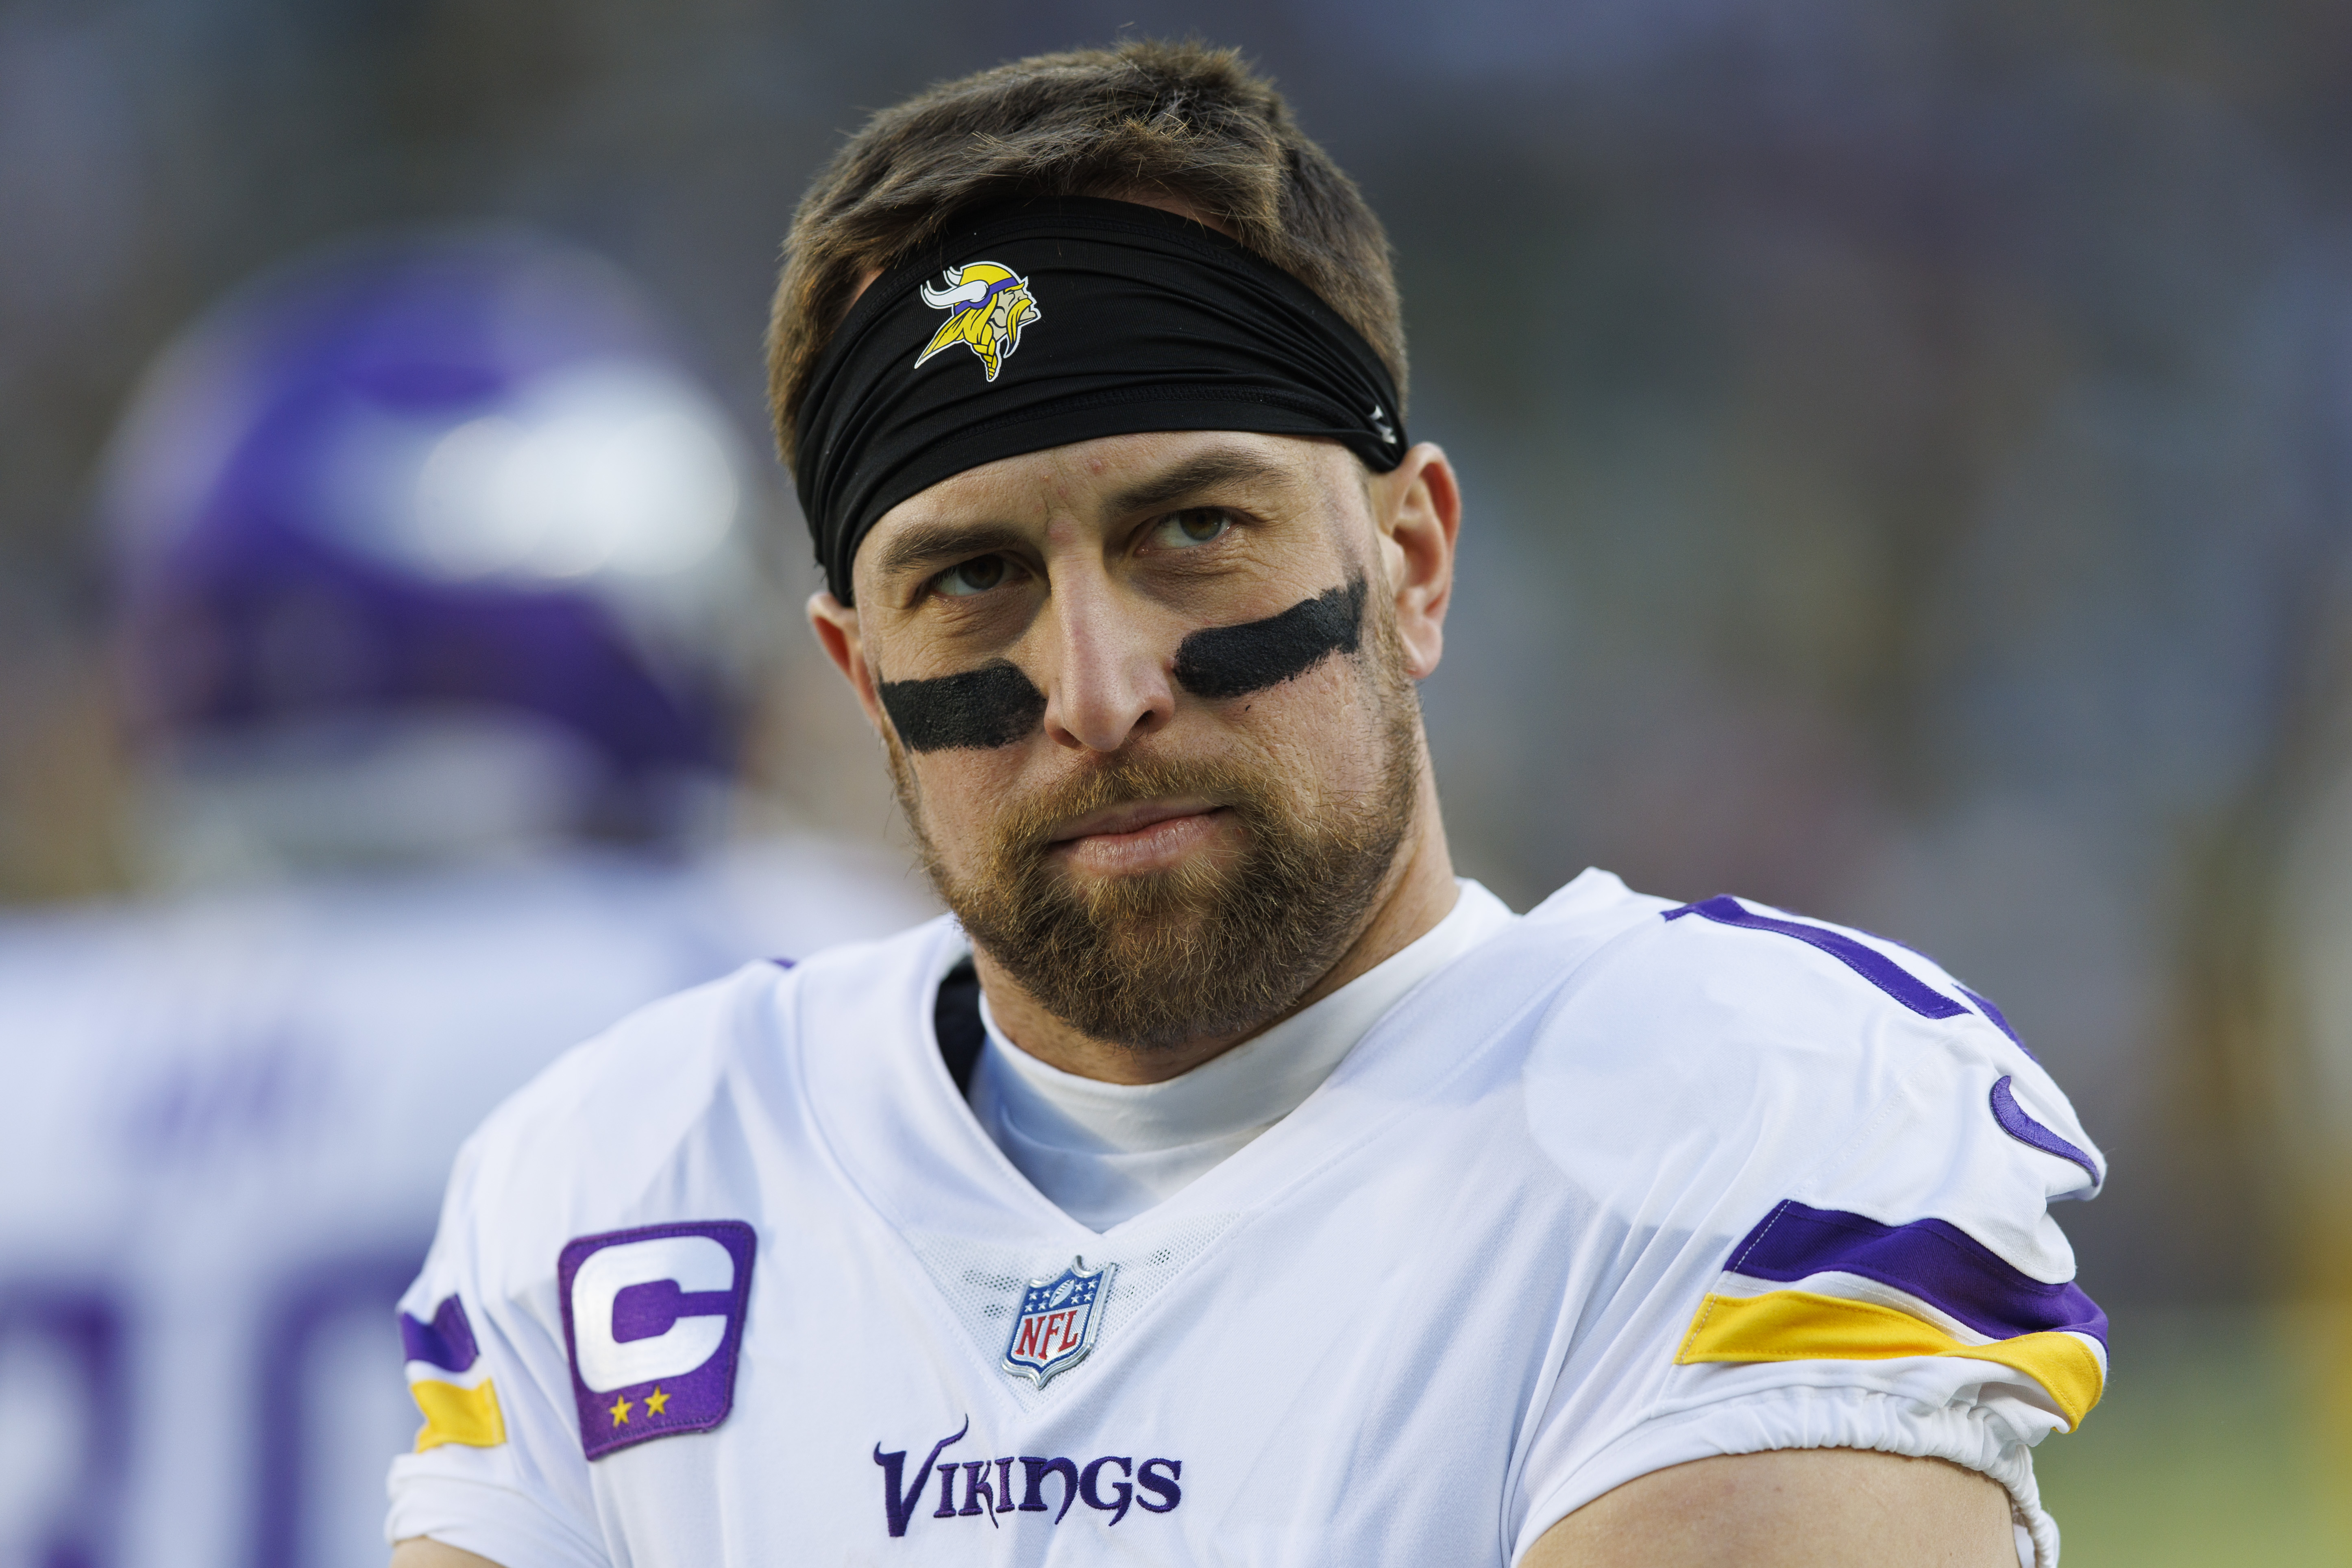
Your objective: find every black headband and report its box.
[792,198,1407,601]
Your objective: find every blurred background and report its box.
[2,0,2349,1562]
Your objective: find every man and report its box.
[0,228,925,1568]
[388,42,2104,1567]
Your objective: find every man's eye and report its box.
[1156,508,1233,548]
[934,555,1013,597]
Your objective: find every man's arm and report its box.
[390,1540,505,1568]
[1523,1449,2017,1568]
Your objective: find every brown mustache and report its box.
[986,753,1277,865]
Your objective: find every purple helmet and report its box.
[102,229,757,856]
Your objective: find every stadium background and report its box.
[3,0,2349,1560]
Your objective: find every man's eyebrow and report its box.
[870,520,1034,581]
[1106,447,1298,517]
[870,448,1300,581]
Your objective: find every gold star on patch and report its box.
[644,1387,670,1417]
[608,1394,632,1426]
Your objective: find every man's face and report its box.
[817,429,1442,1052]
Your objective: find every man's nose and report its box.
[1038,573,1175,754]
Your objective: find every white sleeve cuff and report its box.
[1512,1385,2057,1568]
[385,1470,610,1568]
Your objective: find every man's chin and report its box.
[1064,867,1253,939]
[1076,905,1231,965]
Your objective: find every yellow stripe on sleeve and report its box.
[411,1376,507,1452]
[1676,1288,2104,1430]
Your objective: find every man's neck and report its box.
[972,771,1459,1086]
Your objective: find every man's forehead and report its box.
[860,430,1358,572]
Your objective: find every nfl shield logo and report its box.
[1001,1256,1114,1388]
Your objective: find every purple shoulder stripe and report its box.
[399,1295,479,1374]
[1664,896,1967,1021]
[1990,1076,2101,1187]
[1728,1200,2107,1346]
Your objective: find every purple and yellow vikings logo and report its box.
[914,261,1040,382]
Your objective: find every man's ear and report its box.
[1372,442,1459,681]
[808,591,891,736]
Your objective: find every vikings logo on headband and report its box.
[795,198,1409,602]
[914,261,1040,383]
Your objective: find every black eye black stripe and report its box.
[878,661,1047,752]
[877,575,1366,751]
[1172,575,1365,700]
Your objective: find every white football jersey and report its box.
[387,869,2106,1566]
[0,838,930,1568]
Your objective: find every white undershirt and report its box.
[968,879,1518,1230]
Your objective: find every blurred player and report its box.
[0,229,929,1568]
[390,43,2105,1568]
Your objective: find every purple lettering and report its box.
[1137,1457,1182,1513]
[872,1418,967,1538]
[958,1459,997,1524]
[1080,1456,1134,1526]
[880,1437,1175,1535]
[1019,1455,1080,1523]
[933,1458,960,1518]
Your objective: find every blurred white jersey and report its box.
[0,839,930,1568]
[387,869,2106,1567]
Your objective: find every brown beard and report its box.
[891,611,1424,1054]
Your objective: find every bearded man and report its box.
[388,40,2106,1568]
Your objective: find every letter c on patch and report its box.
[570,1234,734,1392]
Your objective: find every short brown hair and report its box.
[765,39,1406,474]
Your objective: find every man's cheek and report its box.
[1227,657,1383,770]
[907,750,1028,862]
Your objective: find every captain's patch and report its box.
[557,1220,757,1459]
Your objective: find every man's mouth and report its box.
[1045,796,1230,875]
